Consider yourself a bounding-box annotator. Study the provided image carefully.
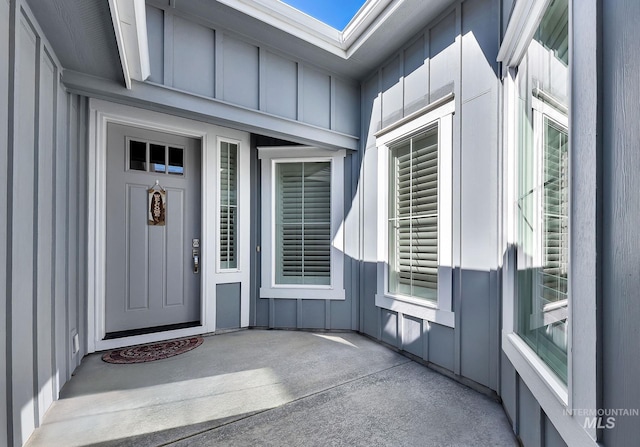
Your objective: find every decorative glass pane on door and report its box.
[129,140,147,171]
[150,144,166,173]
[128,139,184,176]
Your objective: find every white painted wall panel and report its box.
[173,16,214,97]
[334,78,360,136]
[36,51,57,423]
[54,88,69,390]
[12,14,38,444]
[222,35,259,109]
[429,11,457,101]
[362,74,381,149]
[381,56,403,128]
[302,66,330,128]
[403,36,428,115]
[264,51,297,120]
[146,5,164,84]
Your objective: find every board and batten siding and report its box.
[249,137,360,331]
[2,1,88,445]
[144,3,360,139]
[360,0,501,391]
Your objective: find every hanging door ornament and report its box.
[148,180,166,226]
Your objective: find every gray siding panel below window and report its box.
[518,379,542,447]
[381,309,398,347]
[402,315,423,357]
[216,283,241,330]
[300,300,325,329]
[273,299,297,329]
[428,323,454,372]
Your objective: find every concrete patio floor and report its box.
[25,330,518,447]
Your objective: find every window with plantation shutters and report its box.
[541,118,569,307]
[275,161,331,285]
[220,141,238,269]
[388,127,438,301]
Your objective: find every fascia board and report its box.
[216,0,347,56]
[497,0,552,67]
[216,0,395,56]
[109,0,151,89]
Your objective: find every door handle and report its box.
[193,250,199,274]
[192,238,200,274]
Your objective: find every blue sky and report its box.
[281,0,366,30]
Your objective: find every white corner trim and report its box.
[108,0,151,89]
[497,0,551,68]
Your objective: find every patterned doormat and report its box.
[102,336,204,364]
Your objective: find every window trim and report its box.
[374,98,454,327]
[258,147,346,300]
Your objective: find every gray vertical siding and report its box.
[2,2,88,445]
[1,0,9,443]
[359,0,500,391]
[250,138,359,331]
[602,0,640,446]
[144,3,360,139]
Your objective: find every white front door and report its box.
[105,123,201,336]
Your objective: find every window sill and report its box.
[260,286,346,300]
[503,332,569,406]
[375,293,454,328]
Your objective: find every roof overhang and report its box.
[108,0,151,89]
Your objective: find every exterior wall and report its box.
[144,2,360,140]
[602,0,640,445]
[250,137,360,331]
[359,0,501,391]
[2,1,88,445]
[499,1,602,446]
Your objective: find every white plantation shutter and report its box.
[220,142,238,269]
[389,128,438,300]
[541,119,569,304]
[276,162,331,285]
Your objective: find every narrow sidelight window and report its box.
[220,141,238,269]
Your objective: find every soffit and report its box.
[25,0,124,84]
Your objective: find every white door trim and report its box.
[87,99,251,352]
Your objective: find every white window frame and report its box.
[374,98,454,327]
[258,147,346,300]
[216,136,241,273]
[499,1,599,445]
